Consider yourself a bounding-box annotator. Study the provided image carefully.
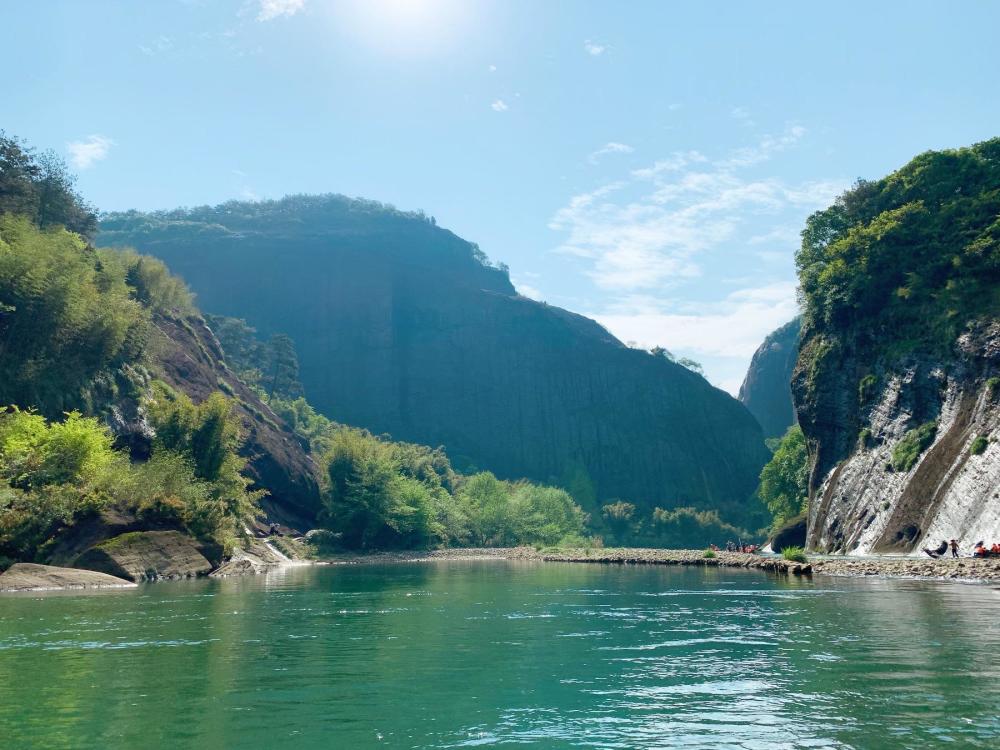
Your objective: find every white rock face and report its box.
[808,325,1000,556]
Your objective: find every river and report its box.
[1,561,998,748]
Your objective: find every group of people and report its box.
[710,541,760,553]
[923,539,1000,558]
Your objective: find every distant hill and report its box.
[99,195,771,527]
[739,317,801,439]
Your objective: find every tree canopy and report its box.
[0,132,97,237]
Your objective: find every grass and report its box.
[702,549,716,559]
[987,377,1000,399]
[858,427,872,449]
[858,374,878,404]
[970,435,989,455]
[891,420,938,472]
[781,545,808,563]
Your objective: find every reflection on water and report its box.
[1,562,998,749]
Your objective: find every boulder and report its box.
[0,563,136,592]
[74,531,213,581]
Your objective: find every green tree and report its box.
[758,425,809,525]
[266,333,302,400]
[601,500,637,542]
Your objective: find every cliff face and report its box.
[99,196,770,523]
[147,312,321,527]
[738,318,800,439]
[790,139,1000,554]
[794,323,1000,554]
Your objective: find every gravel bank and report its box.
[313,547,1000,584]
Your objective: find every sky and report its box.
[4,0,999,394]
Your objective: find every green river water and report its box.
[1,561,998,749]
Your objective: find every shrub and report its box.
[858,374,878,404]
[987,377,1000,399]
[970,436,989,455]
[891,421,938,472]
[702,549,716,559]
[858,427,872,449]
[782,545,808,563]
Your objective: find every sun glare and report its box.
[332,0,476,56]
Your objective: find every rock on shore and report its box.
[0,563,137,592]
[74,531,214,581]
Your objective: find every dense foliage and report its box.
[797,138,1000,354]
[0,216,193,417]
[0,397,261,564]
[266,395,588,550]
[99,194,512,278]
[597,500,757,548]
[757,426,809,526]
[891,421,938,472]
[0,132,97,237]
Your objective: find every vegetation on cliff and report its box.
[792,138,1000,552]
[797,138,1000,362]
[0,399,261,566]
[0,137,267,566]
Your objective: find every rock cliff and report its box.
[99,196,770,524]
[739,317,800,439]
[791,139,1000,554]
[795,322,1000,554]
[147,312,321,526]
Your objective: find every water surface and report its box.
[1,561,998,748]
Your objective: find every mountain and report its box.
[99,195,771,526]
[791,138,1000,554]
[738,317,801,439]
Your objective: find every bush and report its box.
[0,392,263,560]
[782,545,808,563]
[970,435,989,455]
[702,549,716,559]
[987,377,1000,399]
[891,421,938,472]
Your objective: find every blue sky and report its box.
[4,0,999,393]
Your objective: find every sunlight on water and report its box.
[1,562,998,749]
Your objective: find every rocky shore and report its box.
[538,547,1000,584]
[314,546,1000,584]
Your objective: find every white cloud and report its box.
[515,281,544,301]
[66,135,114,169]
[491,99,508,112]
[588,141,633,165]
[549,126,844,292]
[488,64,497,72]
[592,282,801,394]
[138,35,173,56]
[584,40,606,56]
[257,0,304,22]
[730,106,754,127]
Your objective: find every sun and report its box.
[331,0,477,56]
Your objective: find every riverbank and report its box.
[312,546,1000,584]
